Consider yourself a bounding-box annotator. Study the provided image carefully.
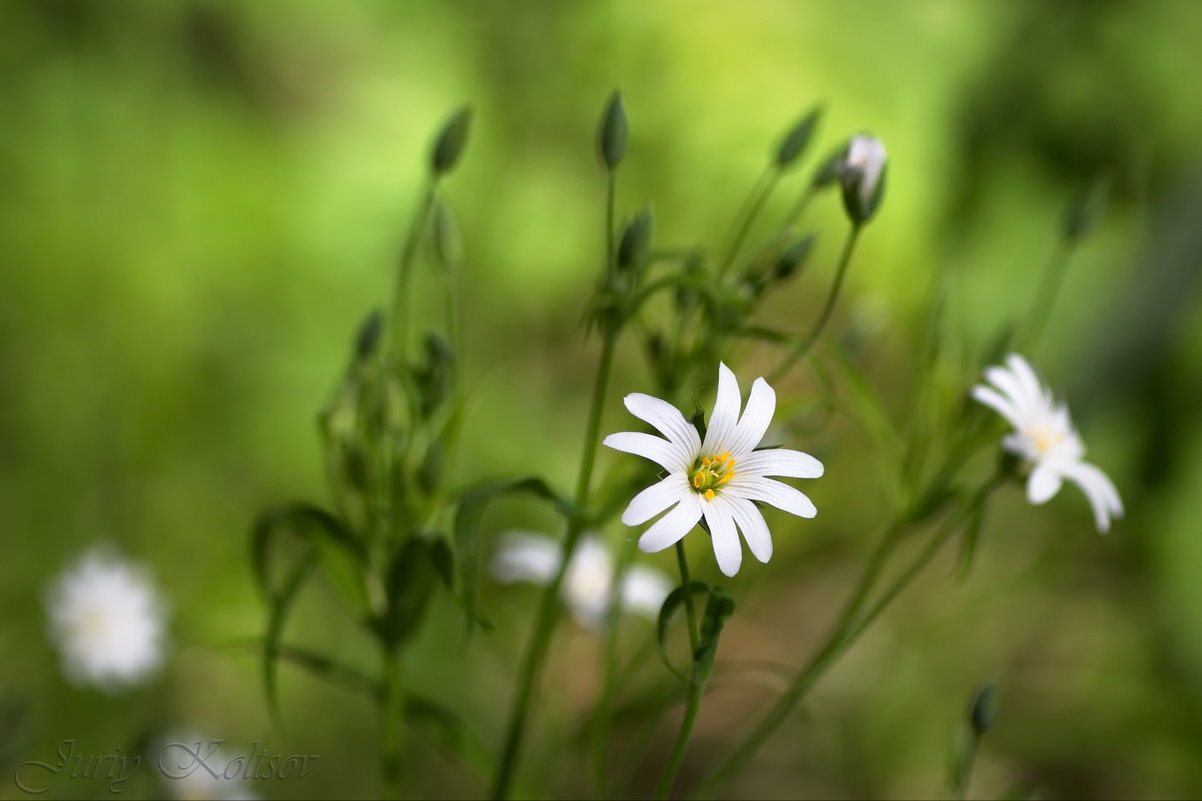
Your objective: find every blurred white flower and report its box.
[844,135,887,210]
[158,732,259,801]
[972,353,1124,532]
[603,362,823,577]
[492,532,671,627]
[46,547,166,691]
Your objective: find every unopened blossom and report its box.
[603,362,823,577]
[972,353,1123,532]
[841,135,887,223]
[492,532,671,627]
[46,547,167,691]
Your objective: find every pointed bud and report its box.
[430,107,472,177]
[1064,172,1111,241]
[812,142,847,188]
[617,206,654,271]
[774,233,817,282]
[433,199,463,269]
[354,309,384,361]
[839,135,887,225]
[775,106,823,170]
[597,91,628,170]
[970,682,999,737]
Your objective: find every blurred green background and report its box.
[3,0,1202,798]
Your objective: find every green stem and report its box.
[380,646,405,800]
[693,478,1002,799]
[605,171,617,278]
[392,181,437,362]
[492,335,618,799]
[717,167,780,280]
[589,534,639,798]
[781,182,817,230]
[654,543,703,800]
[768,223,861,384]
[1022,236,1074,352]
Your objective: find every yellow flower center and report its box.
[1029,425,1066,455]
[689,452,736,502]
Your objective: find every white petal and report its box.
[726,476,817,519]
[701,362,741,455]
[972,385,1024,428]
[727,497,773,563]
[638,494,703,553]
[1006,354,1045,409]
[1026,462,1063,505]
[618,566,673,619]
[603,432,689,473]
[736,448,823,479]
[1061,460,1124,533]
[492,532,561,584]
[728,377,776,455]
[624,393,702,453]
[984,365,1030,411]
[704,498,743,577]
[622,473,693,526]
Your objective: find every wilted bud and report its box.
[774,233,817,282]
[1064,172,1111,241]
[433,199,463,269]
[617,206,654,271]
[839,135,888,225]
[354,309,384,361]
[969,682,999,737]
[430,107,472,177]
[597,91,628,170]
[775,106,823,170]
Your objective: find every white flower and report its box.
[603,362,824,577]
[845,135,887,208]
[46,547,167,691]
[492,532,671,627]
[158,732,260,800]
[972,353,1124,533]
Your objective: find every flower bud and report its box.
[430,106,472,177]
[774,233,817,282]
[597,91,628,170]
[354,309,384,361]
[812,142,847,188]
[839,135,887,225]
[1063,172,1111,241]
[775,105,823,170]
[969,682,999,737]
[617,206,653,272]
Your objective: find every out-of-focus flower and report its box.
[492,532,671,627]
[972,353,1124,532]
[46,547,167,691]
[603,362,824,577]
[840,135,887,224]
[157,732,259,801]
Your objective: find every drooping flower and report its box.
[603,362,823,577]
[491,532,671,627]
[972,353,1123,532]
[46,547,167,691]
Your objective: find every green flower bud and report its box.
[430,106,472,177]
[617,206,654,271]
[1064,172,1111,241]
[597,91,628,170]
[354,309,384,360]
[774,233,817,282]
[775,105,823,170]
[970,682,999,737]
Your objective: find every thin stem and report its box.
[605,171,617,279]
[781,182,818,230]
[768,223,861,384]
[716,166,780,280]
[380,647,405,800]
[693,478,1003,799]
[654,543,703,800]
[392,181,437,362]
[1022,236,1074,352]
[589,534,639,798]
[492,335,618,799]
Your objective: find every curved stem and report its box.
[654,543,703,800]
[717,167,780,280]
[492,336,618,799]
[768,223,861,384]
[692,477,1003,799]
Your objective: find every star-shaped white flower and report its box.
[46,547,167,691]
[492,532,672,628]
[603,362,824,576]
[972,353,1123,533]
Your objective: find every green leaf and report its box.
[656,581,711,680]
[430,106,472,176]
[453,477,575,640]
[374,536,441,649]
[250,502,367,615]
[273,642,382,699]
[775,105,823,169]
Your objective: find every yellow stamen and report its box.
[693,474,703,488]
[719,451,730,462]
[718,472,734,484]
[703,488,715,501]
[701,456,712,466]
[727,458,736,468]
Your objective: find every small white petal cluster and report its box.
[46,548,167,691]
[492,532,671,628]
[972,353,1124,532]
[604,363,823,577]
[845,135,887,207]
